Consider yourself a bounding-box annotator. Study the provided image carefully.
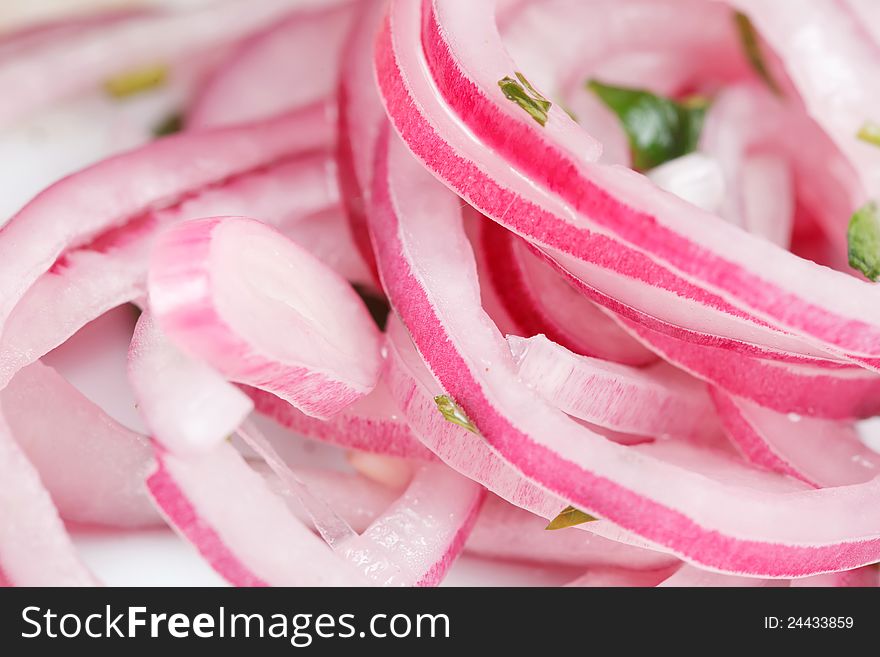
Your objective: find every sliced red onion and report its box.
[339,464,484,586]
[3,360,158,528]
[501,0,749,101]
[733,0,880,196]
[129,310,252,454]
[148,442,369,586]
[384,313,680,560]
[280,208,374,287]
[1,136,339,390]
[137,328,473,586]
[532,241,846,367]
[462,207,523,338]
[335,0,387,282]
[566,566,678,588]
[508,334,719,442]
[189,1,356,128]
[130,311,363,575]
[377,0,840,364]
[0,4,151,45]
[0,419,97,586]
[382,0,880,367]
[699,85,851,251]
[370,127,880,577]
[616,313,880,419]
[467,495,676,571]
[235,420,359,549]
[646,153,726,214]
[476,215,656,366]
[260,466,403,533]
[658,565,786,587]
[246,383,433,459]
[3,0,878,589]
[148,216,382,419]
[265,466,675,570]
[790,567,879,587]
[0,104,334,381]
[0,0,335,127]
[711,389,880,488]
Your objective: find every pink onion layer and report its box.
[148,216,382,419]
[711,389,880,488]
[508,333,719,442]
[189,1,356,128]
[369,126,880,578]
[129,310,252,455]
[0,418,97,586]
[246,382,433,460]
[339,463,484,586]
[148,442,368,587]
[4,360,158,528]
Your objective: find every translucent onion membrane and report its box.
[2,0,880,587]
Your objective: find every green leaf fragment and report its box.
[559,103,578,123]
[587,79,708,171]
[433,395,479,434]
[734,11,782,95]
[152,112,184,138]
[104,64,169,99]
[857,121,880,148]
[847,201,880,281]
[498,72,552,126]
[545,505,597,530]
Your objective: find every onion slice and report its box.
[148,216,382,419]
[0,103,334,385]
[148,442,369,587]
[476,216,655,366]
[711,389,880,488]
[369,128,880,577]
[246,382,434,460]
[129,310,252,455]
[567,567,678,588]
[189,1,356,128]
[508,334,719,442]
[4,360,158,528]
[380,0,880,366]
[0,0,337,127]
[339,463,484,586]
[0,419,97,586]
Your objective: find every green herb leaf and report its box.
[847,201,880,281]
[104,63,168,99]
[587,80,708,171]
[434,395,479,434]
[734,11,781,95]
[152,112,184,138]
[498,72,552,126]
[545,505,597,530]
[857,121,880,148]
